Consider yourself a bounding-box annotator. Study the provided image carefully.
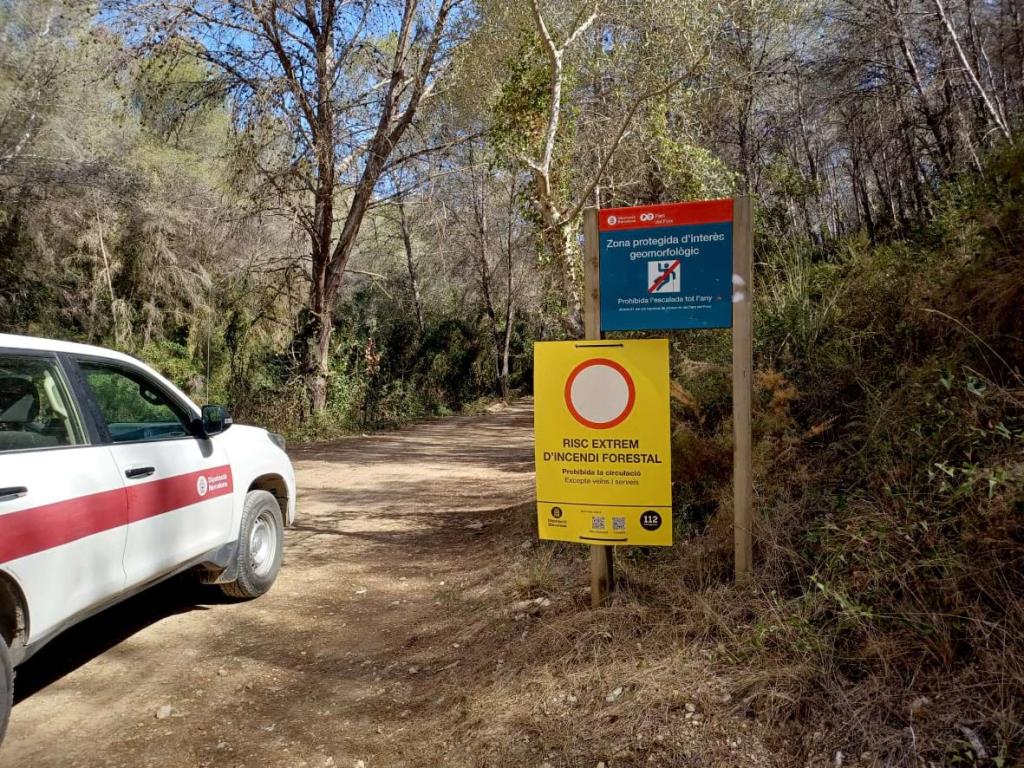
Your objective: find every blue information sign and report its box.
[598,200,734,331]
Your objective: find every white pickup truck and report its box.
[0,334,296,744]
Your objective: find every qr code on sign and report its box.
[591,516,606,531]
[612,517,626,531]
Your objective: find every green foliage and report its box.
[646,100,739,201]
[489,39,550,167]
[133,39,224,144]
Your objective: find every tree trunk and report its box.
[499,302,514,401]
[529,166,583,333]
[470,174,509,397]
[931,0,1013,142]
[397,198,425,334]
[293,0,454,414]
[298,289,333,416]
[850,141,876,243]
[499,199,516,401]
[1009,0,1024,108]
[886,0,955,173]
[544,219,583,334]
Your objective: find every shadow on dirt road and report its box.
[13,577,232,703]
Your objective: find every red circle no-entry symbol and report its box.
[564,358,636,429]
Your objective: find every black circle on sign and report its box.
[551,506,564,519]
[639,511,662,531]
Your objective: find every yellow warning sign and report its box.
[534,339,672,546]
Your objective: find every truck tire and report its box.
[0,635,11,746]
[220,490,284,599]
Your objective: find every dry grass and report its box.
[419,514,783,767]
[421,345,1019,764]
[415,480,1020,766]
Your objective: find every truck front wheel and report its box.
[220,490,284,599]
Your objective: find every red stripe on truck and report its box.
[0,487,128,564]
[0,465,233,564]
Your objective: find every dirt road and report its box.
[2,402,536,767]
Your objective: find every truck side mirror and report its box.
[198,404,232,437]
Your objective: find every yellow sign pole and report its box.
[583,207,613,606]
[732,196,753,580]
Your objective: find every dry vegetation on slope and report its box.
[430,150,1024,768]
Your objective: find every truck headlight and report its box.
[268,431,286,451]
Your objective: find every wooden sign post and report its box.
[582,208,614,607]
[575,198,753,604]
[731,197,753,580]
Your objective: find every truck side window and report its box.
[0,356,82,453]
[79,362,191,443]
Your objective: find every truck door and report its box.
[72,358,235,588]
[0,351,128,643]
